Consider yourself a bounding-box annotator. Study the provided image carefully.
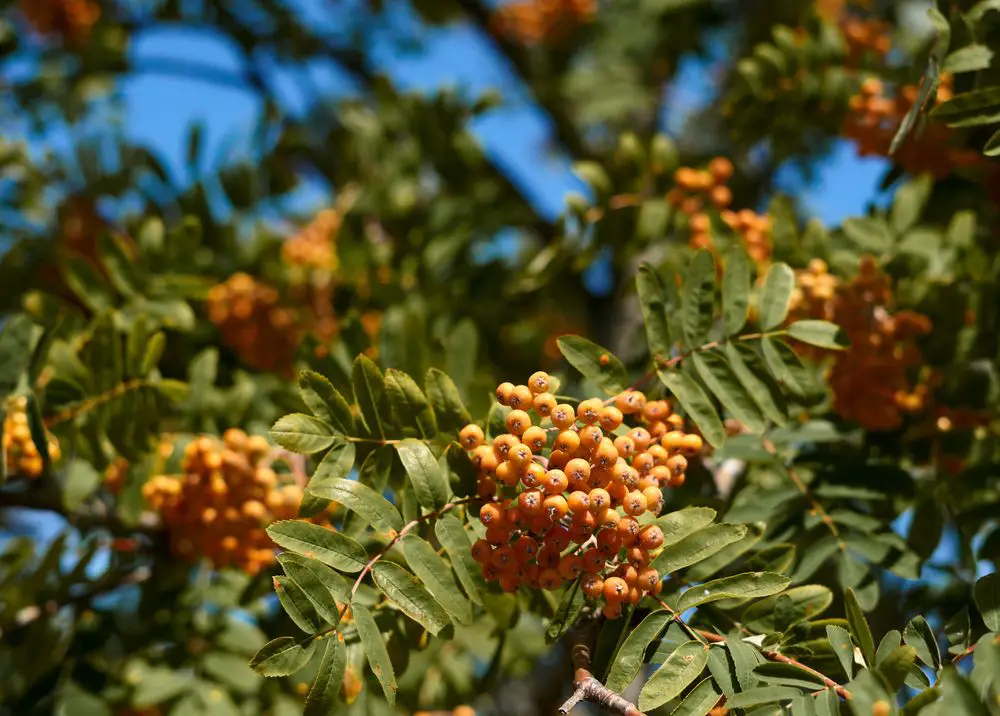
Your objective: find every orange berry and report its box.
[539,568,563,590]
[480,503,503,526]
[518,489,544,516]
[565,457,590,484]
[597,507,621,529]
[558,554,584,580]
[581,573,604,598]
[492,434,519,460]
[629,427,652,452]
[625,546,650,569]
[599,406,624,432]
[554,430,581,453]
[528,371,551,395]
[545,524,572,551]
[496,382,515,405]
[522,461,545,489]
[614,391,647,414]
[637,568,659,591]
[603,576,629,602]
[594,439,618,469]
[588,488,611,513]
[643,486,664,513]
[543,469,569,495]
[613,435,636,458]
[639,525,664,550]
[492,546,516,569]
[579,425,603,451]
[582,548,606,573]
[533,392,557,417]
[604,599,623,619]
[508,442,533,469]
[681,434,703,455]
[577,398,604,424]
[471,539,493,563]
[495,461,518,486]
[633,452,654,475]
[505,410,531,436]
[521,425,547,452]
[514,535,539,561]
[509,385,534,410]
[551,404,577,430]
[708,157,734,182]
[597,528,623,555]
[618,517,641,545]
[485,525,511,545]
[459,424,485,450]
[567,491,591,514]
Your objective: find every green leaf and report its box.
[974,573,1000,630]
[890,174,934,235]
[742,585,833,633]
[761,337,820,399]
[652,523,748,576]
[298,370,355,435]
[0,314,33,397]
[274,576,325,634]
[638,641,709,711]
[546,581,586,643]
[727,686,804,709]
[385,369,436,438]
[131,668,193,708]
[757,263,795,330]
[985,127,1000,156]
[636,263,673,359]
[656,369,726,448]
[936,667,990,716]
[62,459,101,511]
[876,630,901,666]
[307,479,403,532]
[277,554,350,625]
[445,319,478,400]
[395,440,450,510]
[353,603,397,704]
[425,368,471,434]
[270,414,336,454]
[944,608,971,655]
[725,343,788,426]
[139,333,166,376]
[669,677,721,716]
[655,507,718,547]
[688,522,766,581]
[62,257,112,312]
[402,535,473,624]
[931,85,1000,127]
[304,637,346,716]
[946,210,977,249]
[434,514,486,605]
[605,610,671,692]
[556,335,627,395]
[827,625,855,679]
[370,562,452,636]
[691,351,766,433]
[753,662,827,690]
[267,521,368,573]
[722,249,751,336]
[943,44,993,73]
[786,321,849,351]
[682,250,717,345]
[249,637,316,677]
[903,615,941,672]
[876,645,917,692]
[677,572,791,611]
[353,355,386,438]
[727,633,764,690]
[311,438,357,485]
[842,217,892,254]
[845,588,876,667]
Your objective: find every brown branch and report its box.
[558,628,646,716]
[951,644,976,664]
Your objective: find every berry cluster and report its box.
[206,273,302,376]
[841,16,891,65]
[491,0,596,46]
[791,258,932,431]
[414,707,475,716]
[667,159,772,265]
[843,76,981,178]
[142,430,303,575]
[19,0,99,44]
[460,373,703,618]
[2,397,61,479]
[282,208,341,274]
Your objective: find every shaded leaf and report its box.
[742,585,833,633]
[273,576,325,634]
[267,521,368,573]
[638,641,709,711]
[402,535,473,624]
[434,514,486,605]
[757,263,795,330]
[385,369,436,438]
[656,369,726,448]
[0,314,33,397]
[395,439,450,509]
[277,554,350,625]
[636,263,673,359]
[845,588,876,667]
[691,351,766,433]
[353,355,385,438]
[727,686,804,708]
[308,479,401,532]
[371,562,452,636]
[974,573,1000,631]
[682,250,717,345]
[722,249,751,336]
[249,637,316,677]
[725,343,788,426]
[298,370,354,435]
[753,662,827,690]
[556,336,627,395]
[669,677,721,716]
[546,581,586,643]
[786,321,849,351]
[904,615,941,671]
[304,637,346,716]
[353,603,397,704]
[827,625,855,680]
[605,610,671,692]
[425,368,471,434]
[676,572,791,611]
[761,337,821,399]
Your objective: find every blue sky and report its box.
[122,15,892,226]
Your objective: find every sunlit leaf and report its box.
[638,641,709,711]
[267,521,368,573]
[656,369,726,447]
[249,637,316,677]
[371,562,452,636]
[757,263,795,330]
[556,336,627,395]
[605,610,671,692]
[682,250,717,345]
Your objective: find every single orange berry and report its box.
[509,385,533,410]
[521,425,547,452]
[528,371,551,395]
[459,424,485,450]
[581,573,604,598]
[505,410,531,436]
[496,382,515,405]
[551,404,577,430]
[603,576,629,602]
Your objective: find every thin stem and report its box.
[44,378,155,428]
[762,439,847,552]
[307,496,487,641]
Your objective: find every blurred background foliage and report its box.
[0,0,1000,714]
